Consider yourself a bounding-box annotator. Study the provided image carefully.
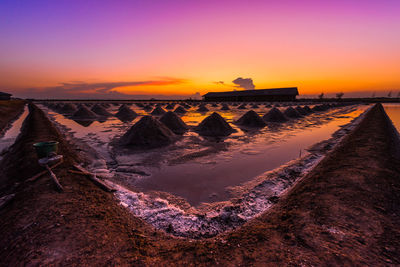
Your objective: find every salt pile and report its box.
[159,111,188,134]
[251,104,259,109]
[59,103,78,115]
[221,104,230,110]
[143,105,153,111]
[118,104,129,111]
[303,105,313,113]
[235,110,267,128]
[119,116,176,149]
[165,103,175,110]
[71,106,98,120]
[174,106,187,114]
[91,104,112,117]
[197,105,209,112]
[238,104,247,109]
[195,112,236,137]
[283,107,302,118]
[295,106,307,116]
[115,106,138,122]
[312,104,324,112]
[211,103,219,107]
[151,106,167,116]
[263,107,288,122]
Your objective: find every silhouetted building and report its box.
[203,87,298,102]
[0,92,11,100]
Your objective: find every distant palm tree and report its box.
[388,91,392,98]
[336,92,344,99]
[318,93,324,99]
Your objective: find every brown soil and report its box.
[0,100,25,136]
[0,103,399,266]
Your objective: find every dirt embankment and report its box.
[0,103,399,266]
[0,100,25,136]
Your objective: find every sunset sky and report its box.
[1,0,399,99]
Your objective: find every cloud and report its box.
[8,78,189,99]
[213,81,225,85]
[232,77,255,90]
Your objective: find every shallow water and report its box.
[40,103,367,206]
[384,103,400,132]
[0,105,28,158]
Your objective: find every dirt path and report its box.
[0,100,25,136]
[0,103,399,266]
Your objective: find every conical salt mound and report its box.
[136,103,144,108]
[119,116,176,148]
[221,104,230,110]
[312,104,324,112]
[72,106,98,120]
[251,104,259,109]
[118,104,128,111]
[238,104,247,109]
[235,110,267,128]
[295,106,307,116]
[197,105,209,112]
[283,107,301,118]
[116,106,138,122]
[59,103,78,115]
[143,105,153,111]
[151,106,167,116]
[303,105,313,113]
[211,103,218,107]
[263,108,288,123]
[195,112,236,137]
[159,111,188,134]
[91,104,112,117]
[165,103,175,110]
[174,106,187,114]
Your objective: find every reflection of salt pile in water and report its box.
[151,106,167,116]
[115,105,138,122]
[221,104,230,110]
[91,104,112,117]
[235,110,267,128]
[72,106,98,120]
[59,103,78,115]
[119,116,176,148]
[197,104,209,112]
[263,107,288,122]
[159,111,188,134]
[238,104,247,109]
[283,107,302,118]
[295,106,307,116]
[173,106,187,114]
[195,112,236,136]
[165,103,175,110]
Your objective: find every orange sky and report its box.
[1,0,399,99]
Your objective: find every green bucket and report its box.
[33,141,59,158]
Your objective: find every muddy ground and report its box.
[0,100,25,137]
[0,103,399,266]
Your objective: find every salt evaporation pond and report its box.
[384,103,400,132]
[0,105,28,161]
[40,103,368,206]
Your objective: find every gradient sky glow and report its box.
[1,0,400,99]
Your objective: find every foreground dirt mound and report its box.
[119,116,176,148]
[159,111,188,134]
[263,107,288,122]
[235,110,267,128]
[71,106,98,120]
[195,112,236,136]
[115,106,138,122]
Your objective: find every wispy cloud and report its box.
[9,78,189,99]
